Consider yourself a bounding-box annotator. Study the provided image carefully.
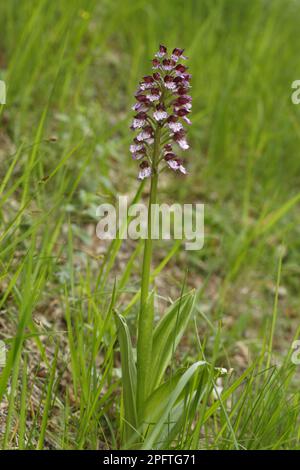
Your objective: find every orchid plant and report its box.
[115,46,209,449]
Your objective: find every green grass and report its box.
[0,0,300,449]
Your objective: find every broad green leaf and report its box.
[142,361,207,449]
[150,291,196,389]
[114,311,138,444]
[144,362,211,448]
[136,291,155,418]
[144,364,205,422]
[144,369,183,424]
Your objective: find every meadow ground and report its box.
[0,0,300,450]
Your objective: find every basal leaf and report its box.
[114,311,138,444]
[150,291,196,389]
[142,361,207,449]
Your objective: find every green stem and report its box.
[136,126,161,423]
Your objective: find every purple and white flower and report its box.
[173,130,189,150]
[171,48,188,62]
[146,88,161,102]
[153,72,161,81]
[165,153,187,174]
[174,64,188,78]
[152,58,160,69]
[167,115,183,132]
[164,75,177,90]
[131,112,148,129]
[153,105,168,121]
[161,59,175,71]
[155,44,167,58]
[130,140,145,153]
[168,121,183,132]
[136,125,154,141]
[132,100,150,112]
[138,161,152,179]
[130,45,192,179]
[176,108,190,117]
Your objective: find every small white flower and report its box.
[138,166,152,179]
[184,103,192,111]
[130,143,144,153]
[155,45,167,58]
[177,138,189,150]
[147,91,160,102]
[132,118,146,128]
[171,53,188,62]
[167,159,179,170]
[215,367,228,376]
[132,102,148,112]
[174,103,192,113]
[171,48,188,62]
[137,129,152,141]
[211,378,224,401]
[168,122,183,132]
[166,159,187,174]
[140,82,154,90]
[162,64,173,71]
[164,81,176,90]
[153,109,168,121]
[182,79,191,88]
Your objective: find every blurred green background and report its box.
[1,0,300,449]
[2,0,300,342]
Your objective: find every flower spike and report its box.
[130,45,192,178]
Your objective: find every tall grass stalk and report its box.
[136,127,161,419]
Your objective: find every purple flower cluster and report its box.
[130,45,192,180]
